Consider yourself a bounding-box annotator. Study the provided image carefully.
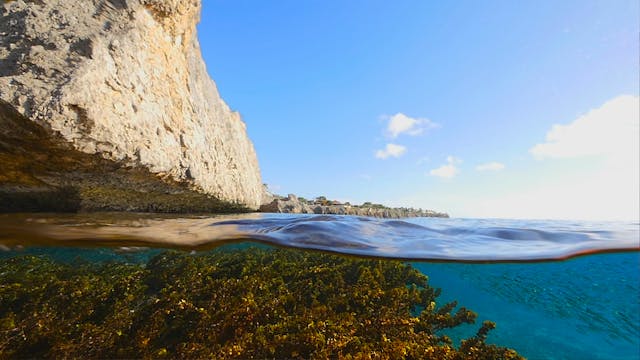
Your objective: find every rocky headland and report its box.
[260,194,449,219]
[0,0,266,212]
[0,0,448,218]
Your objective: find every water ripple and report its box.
[0,213,637,261]
[214,215,639,261]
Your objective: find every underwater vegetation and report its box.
[0,247,522,359]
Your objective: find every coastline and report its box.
[259,194,449,219]
[1,102,447,218]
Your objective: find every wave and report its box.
[0,213,637,261]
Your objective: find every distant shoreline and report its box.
[259,194,449,219]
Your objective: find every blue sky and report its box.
[197,0,639,220]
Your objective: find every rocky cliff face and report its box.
[0,0,264,209]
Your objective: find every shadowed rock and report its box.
[0,99,248,213]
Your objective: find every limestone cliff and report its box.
[0,0,264,209]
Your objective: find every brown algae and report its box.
[0,247,522,359]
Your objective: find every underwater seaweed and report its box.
[0,247,522,359]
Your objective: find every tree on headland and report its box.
[361,202,385,209]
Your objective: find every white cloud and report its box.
[429,156,461,178]
[465,166,639,220]
[375,143,407,159]
[530,95,639,160]
[401,96,639,220]
[384,113,438,138]
[463,95,639,220]
[476,162,505,171]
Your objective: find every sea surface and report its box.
[0,213,638,359]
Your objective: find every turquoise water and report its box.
[0,213,638,359]
[415,253,639,359]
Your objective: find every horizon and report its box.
[197,1,639,221]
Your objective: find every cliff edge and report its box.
[0,0,264,209]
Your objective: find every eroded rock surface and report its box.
[0,0,264,209]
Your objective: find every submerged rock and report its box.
[0,0,264,209]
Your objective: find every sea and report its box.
[0,213,638,359]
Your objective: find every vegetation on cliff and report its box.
[261,194,449,218]
[0,247,521,359]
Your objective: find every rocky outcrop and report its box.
[0,99,250,213]
[0,0,264,209]
[260,194,449,219]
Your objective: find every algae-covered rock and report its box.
[0,247,523,359]
[0,100,249,213]
[0,0,264,209]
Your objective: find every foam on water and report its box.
[1,213,637,261]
